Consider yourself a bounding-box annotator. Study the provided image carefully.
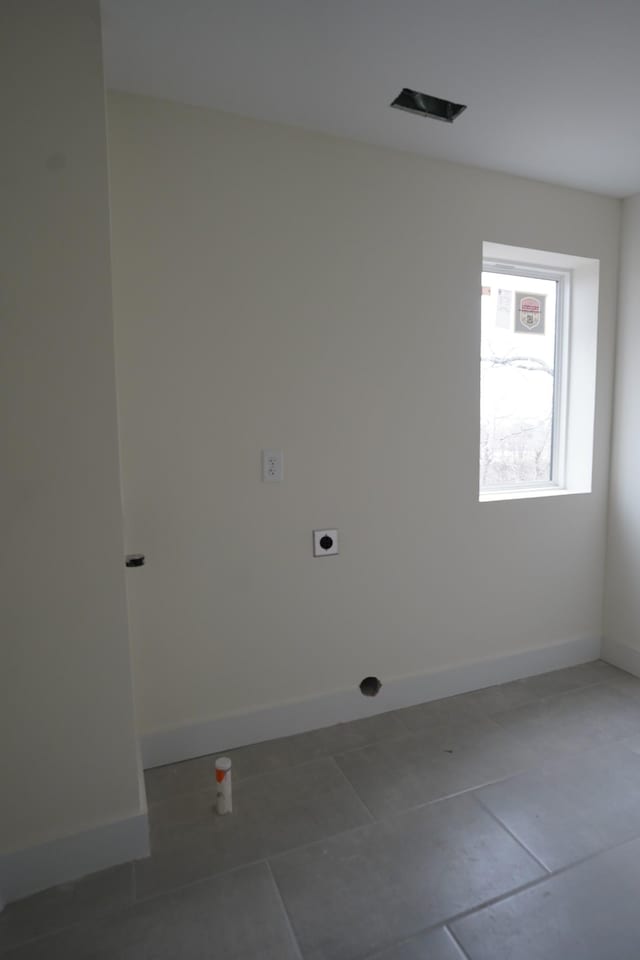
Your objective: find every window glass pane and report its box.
[480,271,558,487]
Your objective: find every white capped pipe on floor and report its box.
[215,757,232,814]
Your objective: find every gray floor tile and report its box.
[475,740,640,875]
[143,665,635,805]
[397,694,486,734]
[546,742,640,841]
[398,661,627,737]
[144,712,407,802]
[148,786,220,831]
[144,754,216,804]
[366,927,466,959]
[335,718,538,818]
[5,862,299,960]
[270,792,543,960]
[13,666,640,960]
[516,660,621,699]
[490,683,640,754]
[451,836,640,960]
[620,731,640,753]
[475,769,608,872]
[227,711,409,782]
[137,757,371,899]
[0,864,133,953]
[400,682,544,735]
[603,670,640,698]
[455,680,541,714]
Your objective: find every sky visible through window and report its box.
[480,271,558,487]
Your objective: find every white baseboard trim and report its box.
[0,811,149,908]
[141,634,602,769]
[601,637,640,678]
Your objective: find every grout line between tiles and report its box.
[471,792,552,874]
[373,873,558,952]
[406,771,530,813]
[140,735,640,907]
[426,829,640,938]
[536,829,640,882]
[444,923,474,960]
[146,729,413,803]
[353,925,473,960]
[87,736,640,929]
[144,672,624,788]
[321,764,539,826]
[265,859,305,960]
[145,674,640,807]
[9,668,640,954]
[329,756,378,822]
[25,814,627,960]
[131,854,271,907]
[133,813,382,906]
[133,813,640,931]
[0,866,137,956]
[141,777,535,910]
[348,822,640,959]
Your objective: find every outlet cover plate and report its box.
[313,529,339,556]
[262,449,283,482]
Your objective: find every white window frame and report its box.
[480,259,570,496]
[480,242,599,503]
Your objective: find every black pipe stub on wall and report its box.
[125,554,145,568]
[360,676,382,697]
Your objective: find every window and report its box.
[481,265,566,490]
[480,243,600,502]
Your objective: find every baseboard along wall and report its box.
[0,812,149,908]
[142,634,602,769]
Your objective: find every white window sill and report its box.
[479,486,590,503]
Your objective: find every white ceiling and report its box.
[101,0,640,198]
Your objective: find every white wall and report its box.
[0,2,143,871]
[107,92,620,741]
[604,195,640,670]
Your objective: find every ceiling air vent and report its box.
[390,88,467,124]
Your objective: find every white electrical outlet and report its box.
[262,449,283,482]
[313,529,338,556]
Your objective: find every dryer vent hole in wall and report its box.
[360,676,382,697]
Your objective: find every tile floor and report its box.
[5,660,640,958]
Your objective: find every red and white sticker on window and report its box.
[515,292,546,334]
